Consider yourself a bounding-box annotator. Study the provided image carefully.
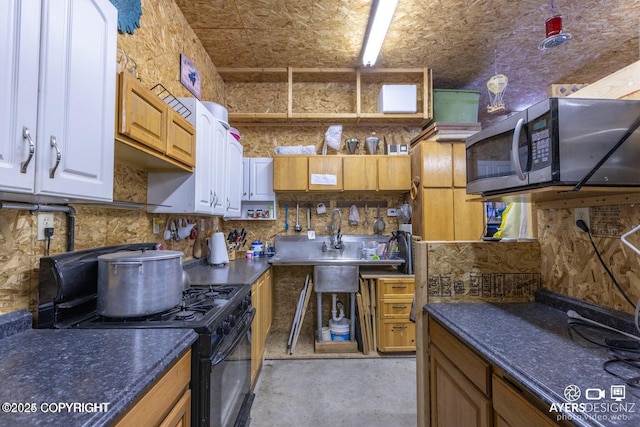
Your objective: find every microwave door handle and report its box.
[511,118,527,181]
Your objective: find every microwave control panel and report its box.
[530,118,551,171]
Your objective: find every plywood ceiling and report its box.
[176,0,640,124]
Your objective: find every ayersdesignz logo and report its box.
[549,384,636,423]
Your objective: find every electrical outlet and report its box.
[37,212,54,240]
[152,217,162,235]
[387,208,397,217]
[574,207,590,232]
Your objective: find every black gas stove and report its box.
[37,243,255,427]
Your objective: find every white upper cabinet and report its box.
[243,158,275,201]
[225,135,243,218]
[0,0,117,202]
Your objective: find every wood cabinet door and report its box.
[308,156,343,190]
[378,156,412,190]
[430,345,492,427]
[418,141,453,188]
[225,137,243,218]
[452,142,467,188]
[119,71,167,154]
[343,156,377,190]
[273,156,308,191]
[421,188,454,240]
[493,375,557,427]
[159,389,191,427]
[453,188,484,240]
[166,110,195,168]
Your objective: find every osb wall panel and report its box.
[417,241,541,305]
[226,82,288,114]
[539,205,640,314]
[117,0,224,103]
[292,83,355,114]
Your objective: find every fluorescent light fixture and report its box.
[361,0,399,67]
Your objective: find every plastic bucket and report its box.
[329,318,350,341]
[321,327,332,341]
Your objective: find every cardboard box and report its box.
[377,85,417,113]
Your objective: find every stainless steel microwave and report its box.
[465,98,640,196]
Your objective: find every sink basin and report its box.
[313,265,359,293]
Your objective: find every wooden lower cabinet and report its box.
[430,345,492,427]
[376,277,416,352]
[426,318,562,427]
[115,349,191,427]
[251,269,273,388]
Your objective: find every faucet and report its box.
[328,208,343,250]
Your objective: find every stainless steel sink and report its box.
[313,265,359,293]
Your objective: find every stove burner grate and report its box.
[174,310,197,321]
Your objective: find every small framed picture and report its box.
[180,54,201,99]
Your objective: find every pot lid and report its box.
[97,249,184,262]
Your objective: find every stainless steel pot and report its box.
[97,249,185,317]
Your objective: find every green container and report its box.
[432,89,481,124]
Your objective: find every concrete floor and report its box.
[249,357,417,426]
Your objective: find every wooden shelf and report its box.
[220,67,432,126]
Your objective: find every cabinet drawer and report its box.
[380,299,412,318]
[429,319,490,395]
[379,320,416,351]
[493,374,557,427]
[379,278,414,297]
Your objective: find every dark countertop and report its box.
[425,294,640,426]
[0,310,197,427]
[185,257,271,286]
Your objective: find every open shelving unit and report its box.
[218,67,432,126]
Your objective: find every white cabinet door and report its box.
[211,119,228,216]
[225,136,243,218]
[192,102,216,214]
[249,158,275,201]
[0,0,116,202]
[0,1,40,194]
[241,158,251,201]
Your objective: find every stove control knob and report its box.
[242,296,251,310]
[228,315,237,327]
[218,320,231,335]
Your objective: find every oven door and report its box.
[466,110,530,195]
[209,307,255,427]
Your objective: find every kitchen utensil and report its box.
[345,138,359,154]
[307,205,315,239]
[193,219,205,259]
[285,203,289,231]
[398,203,412,224]
[163,221,172,240]
[365,132,380,155]
[170,220,177,240]
[177,220,196,240]
[208,232,230,265]
[362,204,369,228]
[202,101,229,127]
[373,205,385,234]
[349,204,360,226]
[97,250,184,317]
[294,202,302,232]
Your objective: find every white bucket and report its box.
[321,327,331,341]
[329,318,350,341]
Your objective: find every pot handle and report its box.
[110,261,144,274]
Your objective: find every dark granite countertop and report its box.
[425,294,640,426]
[185,257,270,286]
[0,310,197,427]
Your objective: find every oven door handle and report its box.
[211,307,255,366]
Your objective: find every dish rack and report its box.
[150,83,192,119]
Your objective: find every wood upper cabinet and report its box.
[308,156,343,191]
[452,142,467,188]
[116,72,195,171]
[378,156,411,190]
[273,156,308,191]
[343,156,377,190]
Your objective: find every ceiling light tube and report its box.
[361,0,399,67]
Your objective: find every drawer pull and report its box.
[391,285,407,289]
[393,325,408,330]
[392,305,408,309]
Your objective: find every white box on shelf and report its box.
[377,85,417,113]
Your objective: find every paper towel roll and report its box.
[208,232,229,265]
